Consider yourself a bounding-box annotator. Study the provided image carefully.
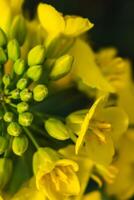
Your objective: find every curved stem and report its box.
[23,127,40,150]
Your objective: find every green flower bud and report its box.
[18,112,33,127]
[45,118,69,140]
[0,137,8,154]
[0,48,7,64]
[26,65,42,81]
[50,54,74,80]
[0,158,12,189]
[28,45,46,66]
[9,15,27,46]
[13,58,26,75]
[10,89,20,99]
[0,28,7,47]
[7,39,20,61]
[12,135,28,156]
[17,78,27,90]
[17,102,29,113]
[20,89,32,102]
[2,74,10,88]
[3,112,13,122]
[33,84,48,102]
[7,122,21,136]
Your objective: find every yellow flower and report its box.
[95,47,133,91]
[106,130,134,199]
[59,144,117,199]
[33,148,80,200]
[59,145,94,200]
[0,196,3,200]
[95,47,134,123]
[67,95,128,157]
[10,177,46,200]
[38,3,93,38]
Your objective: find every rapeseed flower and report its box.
[0,1,133,200]
[33,148,80,200]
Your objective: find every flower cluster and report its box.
[0,1,134,200]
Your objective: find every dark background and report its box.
[23,0,134,61]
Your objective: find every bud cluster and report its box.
[0,27,74,158]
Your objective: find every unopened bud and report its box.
[13,58,26,75]
[2,74,10,88]
[0,28,7,47]
[45,118,69,140]
[33,84,48,102]
[12,135,28,156]
[18,112,33,127]
[28,45,46,66]
[50,54,73,80]
[0,48,7,64]
[10,89,20,99]
[26,65,42,81]
[7,122,21,136]
[0,137,8,154]
[17,78,27,90]
[20,89,32,102]
[3,112,13,122]
[7,39,20,61]
[0,158,13,189]
[17,102,29,113]
[9,15,27,46]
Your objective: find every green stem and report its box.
[23,127,40,150]
[4,136,13,158]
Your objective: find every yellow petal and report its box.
[10,0,24,15]
[0,0,11,33]
[37,3,65,37]
[69,39,115,93]
[97,107,129,144]
[11,178,46,200]
[64,16,93,37]
[83,191,102,200]
[85,133,114,166]
[75,95,106,154]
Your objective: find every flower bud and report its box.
[13,58,26,75]
[17,78,27,90]
[2,74,10,88]
[0,136,8,154]
[7,39,20,61]
[12,135,28,156]
[0,158,13,189]
[19,112,33,126]
[0,28,7,47]
[50,54,74,80]
[9,15,27,46]
[33,84,48,102]
[26,65,42,81]
[28,45,46,66]
[17,102,29,113]
[3,112,13,122]
[0,48,7,64]
[20,89,32,102]
[10,89,20,99]
[7,122,21,136]
[45,118,69,140]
